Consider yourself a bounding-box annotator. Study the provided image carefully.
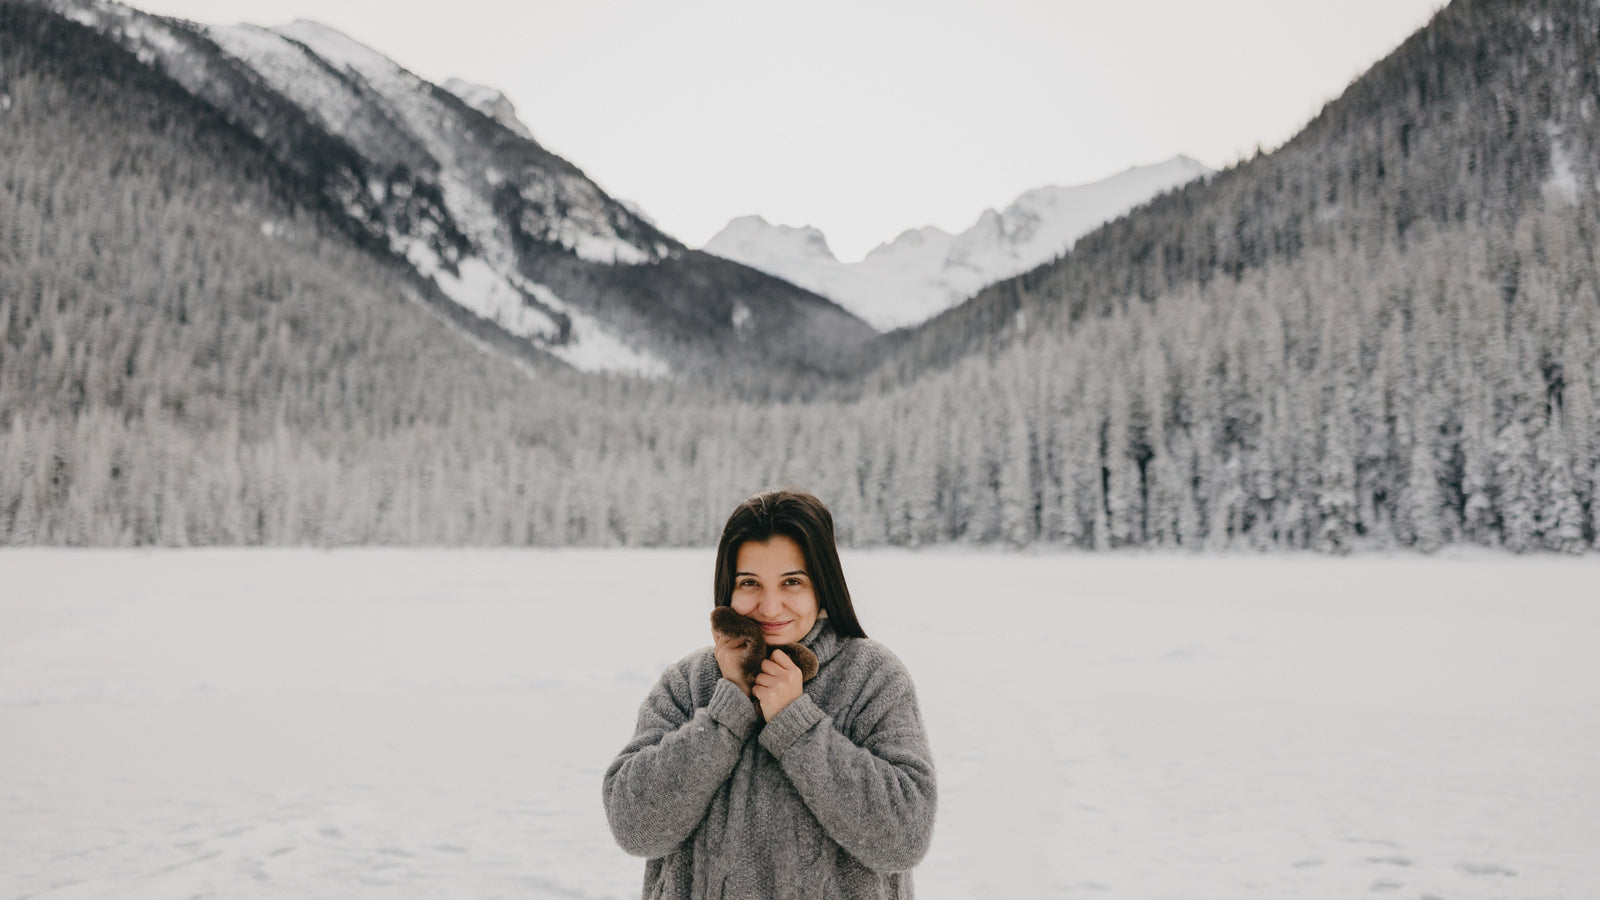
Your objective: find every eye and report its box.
[737,578,758,588]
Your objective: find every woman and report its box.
[603,489,937,899]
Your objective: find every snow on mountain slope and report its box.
[270,19,660,267]
[206,23,437,183]
[710,216,841,264]
[47,0,672,376]
[705,157,1211,331]
[700,216,887,316]
[234,18,668,375]
[442,77,536,141]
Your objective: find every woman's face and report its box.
[731,534,819,646]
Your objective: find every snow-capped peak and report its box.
[441,77,536,141]
[704,155,1211,331]
[705,215,840,265]
[863,226,954,263]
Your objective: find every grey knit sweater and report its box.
[603,616,937,899]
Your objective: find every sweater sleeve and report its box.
[603,655,759,858]
[757,648,937,873]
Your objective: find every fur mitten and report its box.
[710,606,820,682]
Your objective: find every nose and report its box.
[756,587,785,619]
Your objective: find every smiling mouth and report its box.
[759,621,790,631]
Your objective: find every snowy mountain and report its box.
[32,0,872,379]
[704,157,1210,331]
[9,0,1600,556]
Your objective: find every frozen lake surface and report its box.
[2,548,1597,899]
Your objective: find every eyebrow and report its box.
[734,570,810,577]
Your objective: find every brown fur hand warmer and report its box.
[710,607,820,682]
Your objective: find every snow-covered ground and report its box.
[2,549,1596,899]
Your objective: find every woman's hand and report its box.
[753,649,804,721]
[713,632,754,697]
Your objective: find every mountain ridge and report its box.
[29,0,876,382]
[5,0,1598,555]
[873,0,1558,380]
[704,156,1211,330]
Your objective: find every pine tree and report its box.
[1495,416,1538,553]
[1403,420,1447,551]
[1534,414,1585,553]
[996,382,1034,546]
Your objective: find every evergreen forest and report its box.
[2,0,1598,552]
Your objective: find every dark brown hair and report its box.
[712,489,867,640]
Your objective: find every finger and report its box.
[768,649,798,672]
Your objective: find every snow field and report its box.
[1,549,1597,898]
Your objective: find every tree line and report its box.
[2,0,1596,552]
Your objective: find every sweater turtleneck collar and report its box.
[798,614,844,669]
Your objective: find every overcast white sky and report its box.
[132,0,1444,261]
